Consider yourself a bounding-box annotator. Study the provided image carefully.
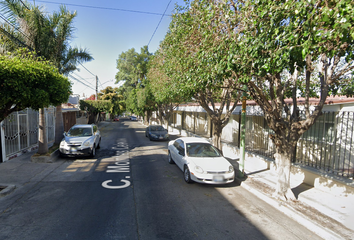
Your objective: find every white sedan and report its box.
[168,137,235,184]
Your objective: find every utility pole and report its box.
[95,75,98,100]
[239,85,247,178]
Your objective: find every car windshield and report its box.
[186,143,221,157]
[67,127,92,137]
[150,126,164,131]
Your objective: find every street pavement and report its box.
[0,120,353,240]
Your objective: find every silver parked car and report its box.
[59,124,101,158]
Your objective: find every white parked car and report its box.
[59,124,101,158]
[168,137,234,184]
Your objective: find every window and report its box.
[186,143,221,157]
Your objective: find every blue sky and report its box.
[34,0,186,98]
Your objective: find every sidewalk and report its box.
[229,157,354,240]
[167,124,354,239]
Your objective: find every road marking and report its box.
[102,179,131,189]
[102,140,131,190]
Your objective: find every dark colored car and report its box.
[145,125,169,141]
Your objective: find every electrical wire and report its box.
[71,72,95,85]
[78,62,95,76]
[34,0,172,17]
[147,0,172,47]
[68,74,96,91]
[0,25,33,50]
[19,0,30,10]
[0,13,32,42]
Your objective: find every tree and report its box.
[161,0,243,150]
[0,49,70,123]
[79,100,112,124]
[147,48,183,128]
[98,86,126,118]
[115,46,153,120]
[1,0,93,150]
[224,0,354,200]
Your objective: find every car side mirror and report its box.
[63,132,67,137]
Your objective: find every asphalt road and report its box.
[0,119,323,240]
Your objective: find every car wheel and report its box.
[184,166,193,183]
[97,138,101,149]
[90,145,96,158]
[168,151,174,164]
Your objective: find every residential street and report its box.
[0,119,323,240]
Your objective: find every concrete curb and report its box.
[238,179,344,240]
[0,184,16,197]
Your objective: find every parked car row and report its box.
[60,122,235,186]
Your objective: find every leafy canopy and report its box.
[0,49,71,122]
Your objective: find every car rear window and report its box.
[186,143,221,157]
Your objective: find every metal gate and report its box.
[1,107,55,160]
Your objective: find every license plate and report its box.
[70,148,77,152]
[213,175,224,182]
[159,136,163,139]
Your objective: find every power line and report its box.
[0,13,32,42]
[78,62,95,76]
[0,25,33,50]
[35,0,172,17]
[71,72,95,85]
[68,74,96,91]
[148,0,172,47]
[19,0,30,10]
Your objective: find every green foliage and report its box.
[79,100,112,115]
[115,46,154,116]
[115,46,151,87]
[0,49,71,122]
[98,86,126,116]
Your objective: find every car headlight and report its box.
[150,134,157,138]
[83,140,91,147]
[60,140,66,147]
[228,165,234,173]
[195,165,204,174]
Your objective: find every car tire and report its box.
[184,166,193,183]
[90,145,96,158]
[97,138,101,149]
[168,151,174,164]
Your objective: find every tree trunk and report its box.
[54,105,64,145]
[212,122,223,151]
[38,108,48,154]
[273,148,296,201]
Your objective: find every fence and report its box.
[2,107,55,159]
[168,110,354,181]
